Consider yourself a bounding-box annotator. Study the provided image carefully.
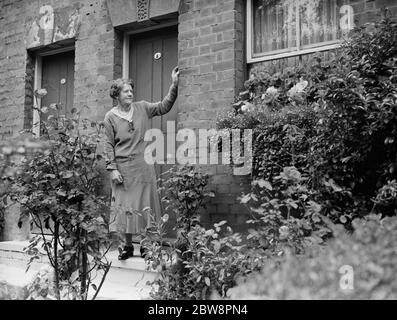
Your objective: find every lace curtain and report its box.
[253,0,349,55]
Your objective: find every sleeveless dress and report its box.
[103,84,177,235]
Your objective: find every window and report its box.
[247,0,355,63]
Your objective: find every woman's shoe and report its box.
[118,245,134,260]
[140,246,147,258]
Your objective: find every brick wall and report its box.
[0,0,27,138]
[0,0,120,139]
[178,0,251,231]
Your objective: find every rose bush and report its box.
[217,14,397,232]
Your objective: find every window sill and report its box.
[247,42,342,64]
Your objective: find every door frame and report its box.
[122,21,178,79]
[33,46,75,136]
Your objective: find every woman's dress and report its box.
[103,84,177,235]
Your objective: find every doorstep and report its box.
[0,241,158,300]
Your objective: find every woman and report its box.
[104,67,179,260]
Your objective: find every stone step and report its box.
[0,241,158,300]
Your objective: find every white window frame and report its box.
[246,0,343,63]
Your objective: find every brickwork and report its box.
[73,0,120,123]
[0,0,27,138]
[178,0,251,230]
[0,0,119,138]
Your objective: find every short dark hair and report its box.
[109,78,134,100]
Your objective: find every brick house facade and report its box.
[1,0,396,240]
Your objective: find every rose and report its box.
[262,86,279,103]
[287,79,308,102]
[280,166,302,182]
[1,146,13,155]
[279,226,290,240]
[241,102,255,113]
[34,88,48,98]
[295,79,308,92]
[266,86,278,96]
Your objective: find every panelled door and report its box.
[32,50,75,234]
[41,50,75,120]
[129,26,178,237]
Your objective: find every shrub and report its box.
[217,13,397,230]
[228,214,397,300]
[0,137,46,238]
[8,92,114,300]
[142,166,267,300]
[143,216,266,300]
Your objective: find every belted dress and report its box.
[103,83,177,235]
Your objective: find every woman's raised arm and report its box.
[145,66,179,118]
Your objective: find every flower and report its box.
[279,226,290,240]
[262,86,279,103]
[295,79,308,91]
[16,146,26,154]
[281,166,302,182]
[279,226,289,234]
[266,86,278,96]
[1,146,13,155]
[288,79,308,99]
[34,88,48,98]
[162,214,169,223]
[241,102,254,113]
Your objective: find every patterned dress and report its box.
[103,83,177,234]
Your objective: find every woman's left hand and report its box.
[171,66,179,86]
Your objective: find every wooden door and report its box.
[129,26,178,237]
[41,50,75,120]
[32,50,75,234]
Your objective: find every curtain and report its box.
[253,0,349,55]
[300,0,346,48]
[253,0,297,54]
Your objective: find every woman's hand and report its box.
[171,66,179,86]
[110,169,123,184]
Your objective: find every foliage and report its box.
[228,214,397,299]
[142,166,264,300]
[177,222,264,300]
[144,165,217,299]
[217,14,397,231]
[8,92,114,300]
[0,281,27,300]
[159,165,215,254]
[161,165,215,229]
[25,265,57,300]
[143,215,265,300]
[242,169,333,257]
[0,137,46,238]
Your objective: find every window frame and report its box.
[246,0,343,63]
